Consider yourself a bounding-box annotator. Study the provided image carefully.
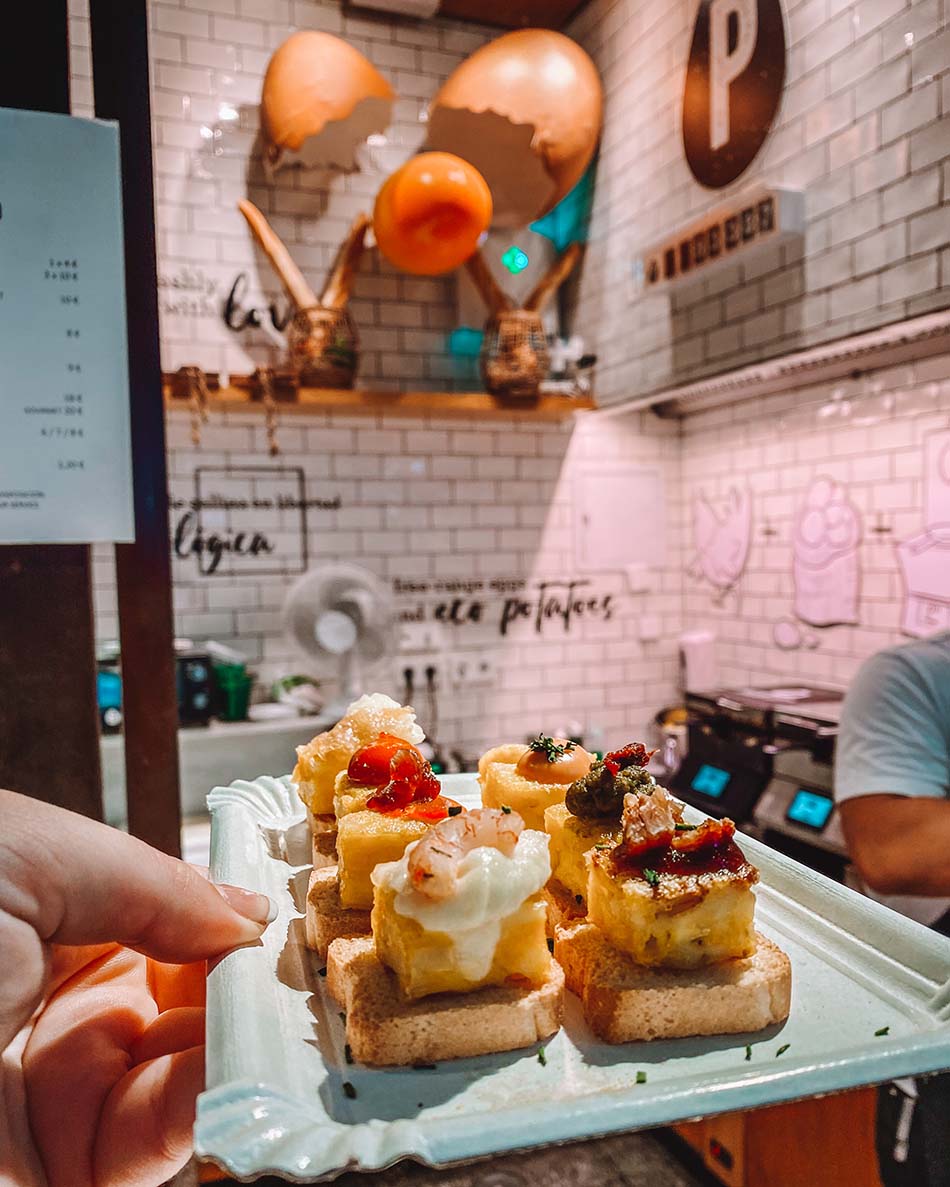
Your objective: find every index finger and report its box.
[0,788,274,964]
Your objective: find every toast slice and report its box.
[542,877,587,935]
[555,921,791,1043]
[304,865,370,960]
[326,935,565,1065]
[311,828,338,870]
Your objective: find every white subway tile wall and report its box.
[679,353,950,690]
[71,0,497,387]
[70,0,950,764]
[94,405,683,760]
[568,0,950,405]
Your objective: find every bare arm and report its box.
[838,793,950,897]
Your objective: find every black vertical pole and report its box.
[89,0,182,855]
[0,0,104,821]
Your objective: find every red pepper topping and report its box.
[347,733,414,787]
[379,795,459,823]
[348,732,441,811]
[603,742,654,771]
[670,816,736,853]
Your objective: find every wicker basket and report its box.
[287,304,359,389]
[480,309,550,400]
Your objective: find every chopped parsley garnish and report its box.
[342,1081,357,1099]
[501,805,512,814]
[875,1026,890,1037]
[447,804,463,816]
[528,734,576,763]
[744,1046,752,1062]
[344,1044,353,1065]
[776,1044,790,1057]
[643,868,660,888]
[537,1046,547,1066]
[636,1070,647,1084]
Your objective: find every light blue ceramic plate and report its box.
[198,774,950,1183]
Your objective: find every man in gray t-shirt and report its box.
[835,631,950,1187]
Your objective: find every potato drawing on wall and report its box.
[792,477,862,628]
[689,488,753,595]
[260,32,394,172]
[425,29,603,229]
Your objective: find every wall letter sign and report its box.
[683,0,786,189]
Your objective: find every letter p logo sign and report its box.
[683,0,786,189]
[710,0,758,150]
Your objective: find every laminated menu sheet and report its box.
[0,106,134,543]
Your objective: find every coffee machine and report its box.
[670,685,850,882]
[751,700,850,881]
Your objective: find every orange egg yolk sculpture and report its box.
[373,152,492,276]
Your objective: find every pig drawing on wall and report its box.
[690,487,752,593]
[793,476,862,627]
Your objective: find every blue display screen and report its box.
[690,763,731,798]
[787,789,834,830]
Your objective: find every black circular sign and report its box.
[683,0,786,189]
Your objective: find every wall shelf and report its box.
[162,374,595,421]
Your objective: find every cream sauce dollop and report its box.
[371,829,551,982]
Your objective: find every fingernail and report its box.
[218,883,278,928]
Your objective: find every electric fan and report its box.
[283,562,394,719]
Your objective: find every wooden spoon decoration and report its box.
[237,199,369,388]
[465,241,583,400]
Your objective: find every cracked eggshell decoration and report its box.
[425,29,603,229]
[261,31,394,172]
[373,152,493,276]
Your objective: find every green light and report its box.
[501,245,530,274]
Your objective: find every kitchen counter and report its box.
[100,712,334,826]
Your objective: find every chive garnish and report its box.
[636,1070,647,1084]
[744,1045,752,1061]
[342,1081,357,1099]
[875,1026,890,1037]
[675,823,694,831]
[643,868,660,887]
[776,1044,790,1057]
[529,734,576,763]
[537,1047,547,1066]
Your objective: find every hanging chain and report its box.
[171,365,210,447]
[252,365,280,456]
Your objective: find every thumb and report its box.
[0,788,274,963]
